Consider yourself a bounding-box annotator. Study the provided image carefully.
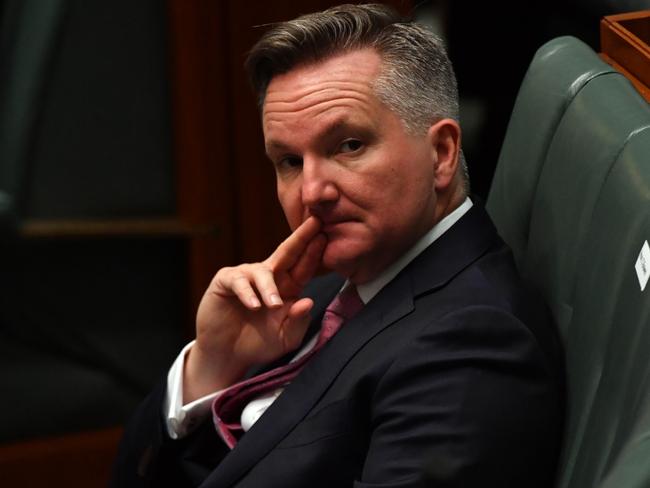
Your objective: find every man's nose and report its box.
[301,157,339,209]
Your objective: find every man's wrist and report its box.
[183,343,247,404]
[165,341,223,439]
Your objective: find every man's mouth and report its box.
[321,219,355,234]
[304,211,356,234]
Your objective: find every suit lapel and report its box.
[408,202,498,297]
[200,203,498,487]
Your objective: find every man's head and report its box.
[247,4,468,283]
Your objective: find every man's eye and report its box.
[339,140,363,153]
[278,156,303,169]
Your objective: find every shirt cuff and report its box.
[163,340,224,439]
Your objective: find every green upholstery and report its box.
[0,0,67,237]
[487,36,650,488]
[560,131,650,488]
[487,36,616,268]
[524,73,650,339]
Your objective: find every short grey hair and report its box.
[246,3,469,188]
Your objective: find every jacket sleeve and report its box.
[356,305,563,488]
[110,377,230,488]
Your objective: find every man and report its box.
[113,4,563,487]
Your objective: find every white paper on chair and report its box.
[634,240,650,292]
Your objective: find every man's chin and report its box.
[320,248,361,279]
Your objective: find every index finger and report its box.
[267,216,322,271]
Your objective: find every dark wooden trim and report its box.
[600,52,650,102]
[166,0,239,329]
[601,11,650,102]
[20,218,218,239]
[0,427,123,487]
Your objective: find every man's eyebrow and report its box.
[320,117,366,139]
[265,140,290,154]
[265,118,366,156]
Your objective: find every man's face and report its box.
[262,48,440,284]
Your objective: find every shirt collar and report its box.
[353,197,473,304]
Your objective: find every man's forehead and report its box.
[262,48,382,106]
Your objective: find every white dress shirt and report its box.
[164,197,473,440]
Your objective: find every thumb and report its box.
[278,298,314,353]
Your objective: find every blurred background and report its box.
[0,0,648,485]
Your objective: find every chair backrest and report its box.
[524,72,650,339]
[561,126,650,488]
[487,36,616,270]
[487,35,650,488]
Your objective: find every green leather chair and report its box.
[487,36,650,488]
[560,131,650,488]
[524,70,650,340]
[487,36,616,270]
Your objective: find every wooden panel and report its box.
[599,52,650,102]
[601,11,650,102]
[167,0,239,323]
[0,427,122,487]
[20,218,218,239]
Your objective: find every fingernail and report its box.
[250,296,261,308]
[270,294,282,306]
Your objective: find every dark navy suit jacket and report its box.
[112,204,564,487]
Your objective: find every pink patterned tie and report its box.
[212,285,363,448]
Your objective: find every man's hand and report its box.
[184,217,327,403]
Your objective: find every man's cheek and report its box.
[278,201,302,231]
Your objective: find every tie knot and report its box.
[317,285,363,346]
[327,284,364,321]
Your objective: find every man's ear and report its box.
[427,118,461,191]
